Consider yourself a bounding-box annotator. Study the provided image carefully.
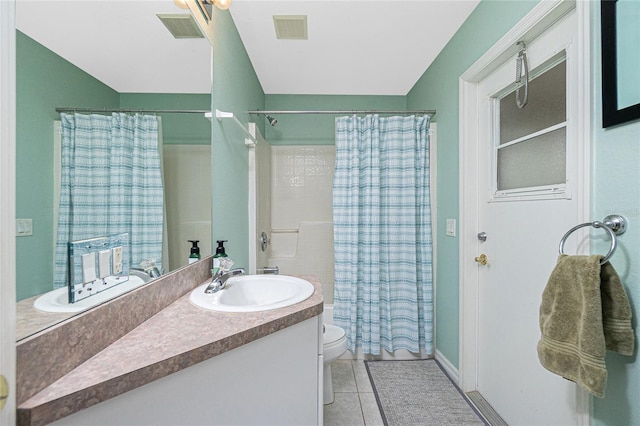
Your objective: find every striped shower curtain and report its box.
[54,113,164,289]
[333,114,433,355]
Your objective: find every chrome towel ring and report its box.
[558,215,627,264]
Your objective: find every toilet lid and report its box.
[323,324,346,345]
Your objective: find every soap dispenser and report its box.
[213,240,228,274]
[188,240,201,264]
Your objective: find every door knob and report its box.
[0,374,8,411]
[259,231,269,252]
[474,254,488,265]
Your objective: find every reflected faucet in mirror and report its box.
[131,259,163,280]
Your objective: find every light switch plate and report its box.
[98,250,111,279]
[16,218,33,236]
[82,253,97,283]
[112,246,123,274]
[446,219,456,237]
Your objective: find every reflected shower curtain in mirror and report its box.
[54,113,164,288]
[333,114,433,355]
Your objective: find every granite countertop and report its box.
[18,275,324,426]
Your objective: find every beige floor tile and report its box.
[358,393,384,426]
[352,360,373,393]
[323,392,365,426]
[325,359,387,426]
[331,359,357,393]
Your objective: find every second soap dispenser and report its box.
[188,240,201,264]
[213,240,228,274]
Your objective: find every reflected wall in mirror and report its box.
[15,1,213,340]
[601,0,640,127]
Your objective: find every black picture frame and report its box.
[601,0,640,128]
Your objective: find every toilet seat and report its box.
[323,324,346,345]
[322,324,348,364]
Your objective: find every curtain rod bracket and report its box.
[214,109,257,146]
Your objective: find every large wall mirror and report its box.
[601,0,640,128]
[15,1,213,340]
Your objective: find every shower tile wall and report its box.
[270,146,335,303]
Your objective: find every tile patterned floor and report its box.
[323,360,385,426]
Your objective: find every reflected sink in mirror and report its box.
[33,271,149,313]
[190,275,314,312]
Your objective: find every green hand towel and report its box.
[537,254,634,398]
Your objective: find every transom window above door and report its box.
[492,53,568,200]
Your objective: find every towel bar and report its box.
[558,215,627,264]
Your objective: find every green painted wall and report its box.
[406,0,538,367]
[120,93,211,145]
[264,95,406,145]
[591,3,640,425]
[210,9,265,270]
[16,31,211,300]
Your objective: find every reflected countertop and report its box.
[16,295,75,341]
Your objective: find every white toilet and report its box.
[323,324,348,404]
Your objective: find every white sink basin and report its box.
[189,275,314,312]
[33,274,147,313]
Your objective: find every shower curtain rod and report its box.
[247,109,436,116]
[55,107,210,115]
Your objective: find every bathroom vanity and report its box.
[16,258,324,425]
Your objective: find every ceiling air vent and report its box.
[273,15,308,40]
[157,14,204,39]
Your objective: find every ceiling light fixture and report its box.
[211,0,232,11]
[173,0,232,11]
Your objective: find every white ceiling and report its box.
[231,0,480,95]
[15,0,480,96]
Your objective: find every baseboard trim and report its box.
[435,349,459,385]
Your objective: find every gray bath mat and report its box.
[365,359,486,426]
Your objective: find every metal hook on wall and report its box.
[515,41,529,109]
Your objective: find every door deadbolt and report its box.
[474,254,488,265]
[477,232,487,242]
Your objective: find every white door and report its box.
[462,4,591,425]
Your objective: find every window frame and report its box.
[489,52,571,202]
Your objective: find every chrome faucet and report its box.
[132,259,162,279]
[204,268,245,294]
[130,267,161,281]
